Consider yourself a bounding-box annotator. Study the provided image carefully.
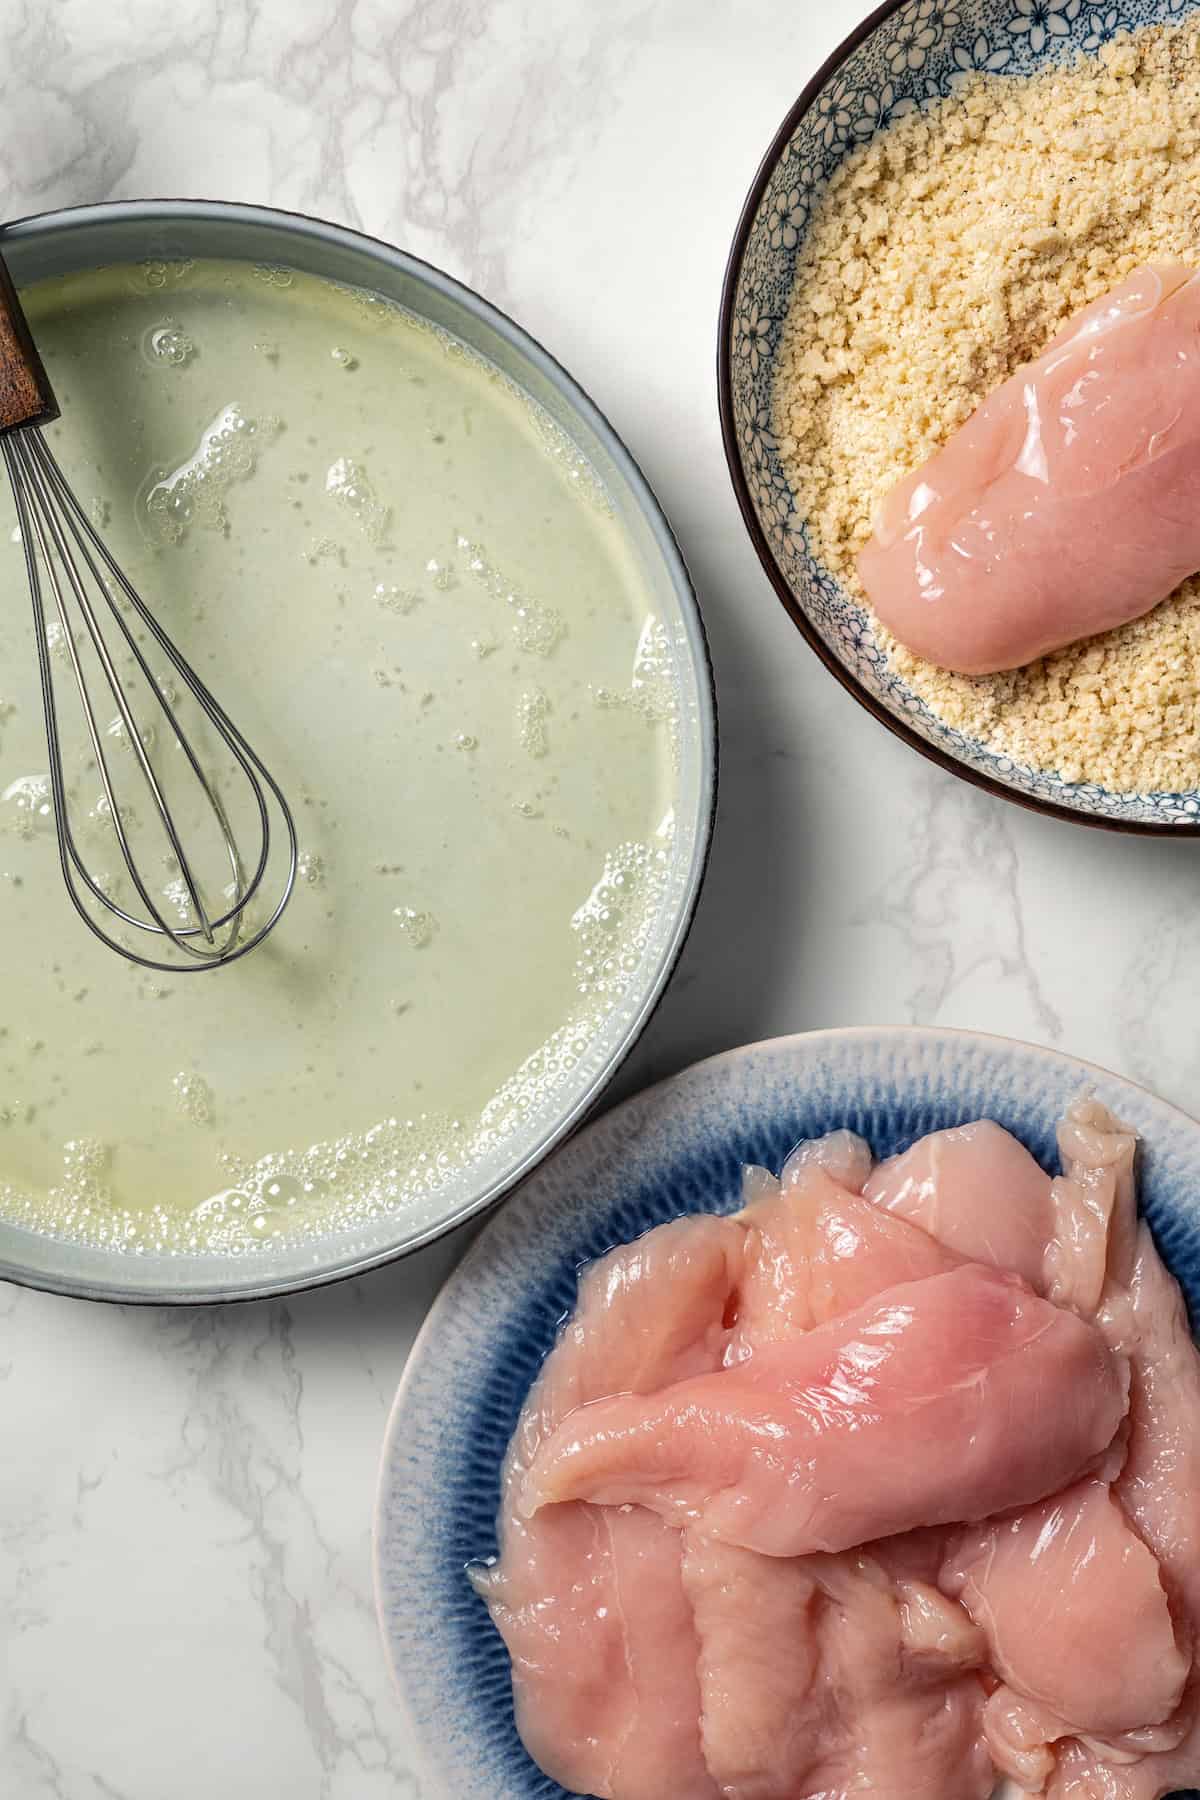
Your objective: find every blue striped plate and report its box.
[374,1027,1200,1799]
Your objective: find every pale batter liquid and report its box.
[0,260,681,1255]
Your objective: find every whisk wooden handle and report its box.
[0,253,59,434]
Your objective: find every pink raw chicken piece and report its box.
[728,1127,877,1351]
[1003,1194,1200,1800]
[863,1118,1053,1290]
[1042,1225,1200,1800]
[1045,1099,1139,1318]
[522,1263,1128,1557]
[857,264,1200,673]
[982,1688,1070,1793]
[682,1535,992,1800]
[593,1505,715,1799]
[727,1162,964,1359]
[1117,1223,1200,1626]
[682,1537,824,1799]
[479,1502,717,1799]
[471,1213,743,1800]
[1045,1711,1200,1800]
[696,1163,987,1798]
[809,1551,992,1800]
[944,1477,1187,1744]
[927,1103,1159,1793]
[780,1128,874,1194]
[982,1687,1192,1796]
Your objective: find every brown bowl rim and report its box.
[716,0,1200,839]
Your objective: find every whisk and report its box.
[0,254,297,972]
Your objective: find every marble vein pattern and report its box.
[1,1,1197,1795]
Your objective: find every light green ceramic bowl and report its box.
[0,200,716,1304]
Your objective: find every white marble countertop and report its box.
[1,1,1194,1794]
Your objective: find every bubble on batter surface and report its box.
[375,581,421,615]
[143,320,195,367]
[105,714,156,753]
[394,905,436,947]
[590,615,682,770]
[528,406,613,515]
[29,1135,119,1244]
[2,774,53,839]
[137,257,195,293]
[303,536,344,566]
[457,534,565,656]
[517,688,551,758]
[425,556,456,591]
[570,824,674,1005]
[84,793,140,842]
[326,456,389,544]
[141,403,279,543]
[172,1071,214,1126]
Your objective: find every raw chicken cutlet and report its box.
[474,1102,1200,1800]
[858,266,1200,675]
[468,1211,743,1799]
[690,1146,992,1800]
[522,1264,1127,1554]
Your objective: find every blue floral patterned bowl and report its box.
[719,0,1200,835]
[374,1027,1200,1799]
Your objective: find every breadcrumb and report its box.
[774,22,1200,793]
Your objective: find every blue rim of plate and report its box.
[374,1025,1200,1800]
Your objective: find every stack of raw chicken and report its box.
[473,1103,1200,1800]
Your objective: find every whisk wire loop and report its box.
[4,426,298,973]
[13,436,221,953]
